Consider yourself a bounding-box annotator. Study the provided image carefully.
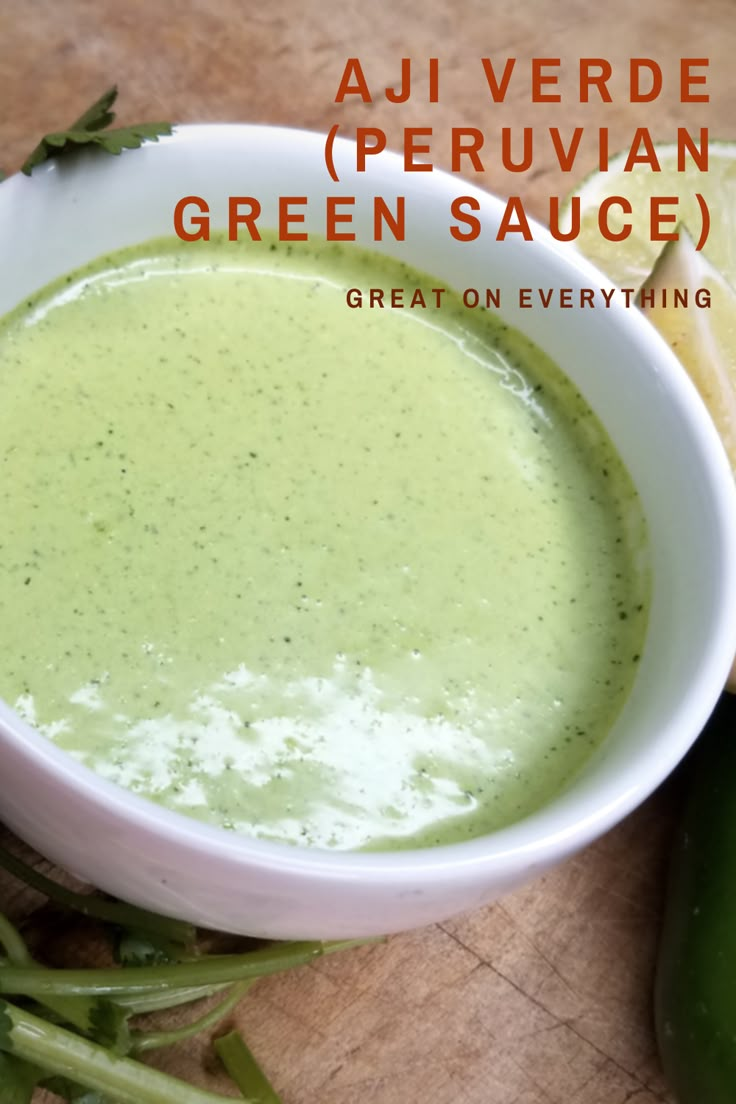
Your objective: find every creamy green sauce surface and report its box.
[0,234,649,850]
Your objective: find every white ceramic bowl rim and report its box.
[0,123,735,890]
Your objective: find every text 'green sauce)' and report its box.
[0,235,649,850]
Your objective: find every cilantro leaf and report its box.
[69,86,118,133]
[91,121,174,154]
[115,927,186,967]
[0,1052,42,1104]
[21,86,172,176]
[87,998,131,1055]
[41,1076,111,1104]
[33,992,133,1053]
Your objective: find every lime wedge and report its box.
[568,147,736,690]
[568,142,736,289]
[637,227,736,471]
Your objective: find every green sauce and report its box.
[0,234,649,850]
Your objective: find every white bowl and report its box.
[0,125,734,939]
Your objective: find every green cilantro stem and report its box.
[132,981,253,1053]
[0,939,362,998]
[1,999,253,1104]
[0,912,98,1035]
[0,843,194,944]
[114,983,229,1015]
[215,1030,282,1104]
[0,913,30,965]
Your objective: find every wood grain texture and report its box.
[0,1,731,1100]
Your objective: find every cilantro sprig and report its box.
[15,86,172,176]
[0,842,193,944]
[0,841,371,1104]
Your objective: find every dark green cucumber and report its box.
[655,693,736,1102]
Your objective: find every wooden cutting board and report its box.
[1,796,678,1104]
[0,1,732,1099]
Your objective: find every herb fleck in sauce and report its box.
[0,233,649,850]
